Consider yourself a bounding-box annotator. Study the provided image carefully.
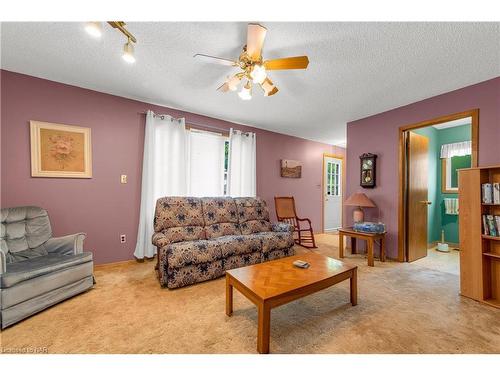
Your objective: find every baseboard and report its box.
[94,256,156,270]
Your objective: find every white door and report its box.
[324,157,342,232]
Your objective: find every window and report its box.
[187,129,230,197]
[326,161,341,197]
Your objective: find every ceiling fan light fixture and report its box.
[122,38,136,63]
[227,75,241,91]
[85,22,102,38]
[250,64,267,84]
[238,81,252,101]
[261,78,278,97]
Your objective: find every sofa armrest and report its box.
[0,248,6,275]
[152,232,171,248]
[272,222,294,233]
[45,233,86,256]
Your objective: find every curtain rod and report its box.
[138,111,252,135]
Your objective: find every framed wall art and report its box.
[30,121,92,178]
[281,159,302,178]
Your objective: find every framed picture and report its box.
[30,121,92,178]
[281,159,302,178]
[360,153,377,188]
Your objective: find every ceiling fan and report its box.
[194,23,309,100]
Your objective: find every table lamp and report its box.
[344,192,376,223]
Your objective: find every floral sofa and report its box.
[152,197,295,288]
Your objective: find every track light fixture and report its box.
[84,21,137,64]
[122,38,136,63]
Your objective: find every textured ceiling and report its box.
[1,22,499,145]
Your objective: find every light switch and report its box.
[120,175,127,184]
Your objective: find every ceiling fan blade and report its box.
[217,82,230,92]
[193,54,237,66]
[217,74,242,93]
[264,56,309,70]
[246,23,267,61]
[261,77,279,96]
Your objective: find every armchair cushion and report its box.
[1,206,52,263]
[0,252,93,288]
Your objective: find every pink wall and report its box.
[346,77,500,259]
[1,70,344,264]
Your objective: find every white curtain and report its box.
[227,128,256,197]
[440,141,472,159]
[187,130,226,196]
[134,111,188,259]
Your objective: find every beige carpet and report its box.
[1,234,499,354]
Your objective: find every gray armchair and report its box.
[1,206,94,329]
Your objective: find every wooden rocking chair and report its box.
[274,196,317,249]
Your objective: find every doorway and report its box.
[323,154,343,232]
[398,109,479,265]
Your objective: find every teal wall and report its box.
[412,124,471,244]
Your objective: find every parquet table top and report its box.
[226,252,355,300]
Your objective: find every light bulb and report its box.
[250,64,267,84]
[238,82,252,100]
[122,40,136,63]
[84,22,102,38]
[227,75,241,91]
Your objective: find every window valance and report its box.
[440,141,471,159]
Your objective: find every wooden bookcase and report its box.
[458,165,500,308]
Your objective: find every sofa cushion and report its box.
[216,235,262,257]
[0,252,93,288]
[166,240,223,269]
[1,206,52,263]
[153,197,206,244]
[255,232,295,254]
[201,197,241,239]
[235,197,272,234]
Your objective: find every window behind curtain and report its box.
[187,130,226,196]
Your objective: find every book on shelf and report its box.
[482,183,493,204]
[483,215,499,237]
[493,182,500,204]
[483,215,489,235]
[496,216,500,235]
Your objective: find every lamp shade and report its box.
[344,192,376,208]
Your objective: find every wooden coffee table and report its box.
[225,252,357,354]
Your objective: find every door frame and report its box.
[322,153,345,233]
[397,109,479,262]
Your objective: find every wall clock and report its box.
[360,153,377,188]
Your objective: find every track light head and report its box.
[122,39,136,63]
